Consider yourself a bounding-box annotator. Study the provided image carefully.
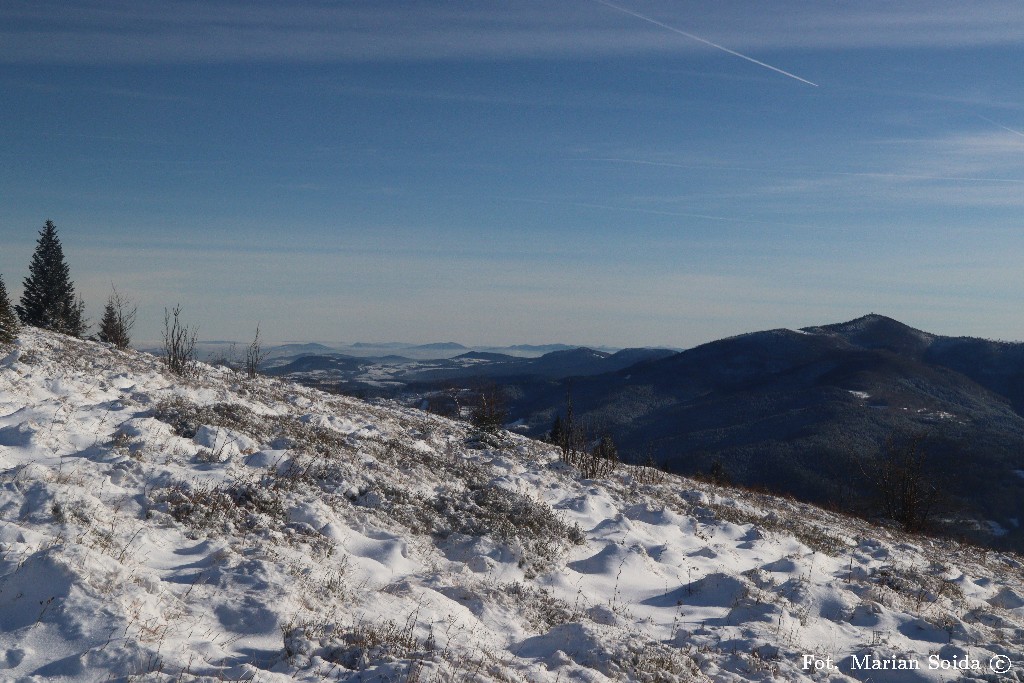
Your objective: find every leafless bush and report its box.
[207,342,237,370]
[437,484,584,577]
[557,391,618,479]
[702,498,848,556]
[620,640,701,682]
[155,478,290,536]
[162,304,198,378]
[630,448,668,485]
[355,483,441,535]
[863,432,942,533]
[424,385,464,419]
[583,433,620,479]
[245,323,266,379]
[470,383,507,433]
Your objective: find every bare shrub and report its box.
[434,484,585,576]
[355,483,441,535]
[583,433,620,479]
[470,383,507,433]
[627,444,667,485]
[354,480,583,576]
[495,581,580,632]
[245,322,266,379]
[620,640,701,682]
[863,432,942,533]
[556,390,619,479]
[207,342,237,370]
[162,304,198,378]
[274,416,354,459]
[702,497,848,556]
[424,385,464,419]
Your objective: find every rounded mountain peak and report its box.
[802,313,934,356]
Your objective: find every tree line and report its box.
[1,220,134,348]
[0,220,263,378]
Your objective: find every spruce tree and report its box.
[15,220,87,337]
[0,275,19,345]
[97,286,136,349]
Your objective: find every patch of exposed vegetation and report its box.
[153,396,268,440]
[493,581,581,632]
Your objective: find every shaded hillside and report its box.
[925,337,1024,414]
[505,315,1024,550]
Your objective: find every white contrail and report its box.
[590,0,818,87]
[977,115,1024,138]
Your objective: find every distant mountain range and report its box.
[139,340,628,363]
[259,345,678,393]
[264,341,624,361]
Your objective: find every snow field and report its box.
[0,329,1023,681]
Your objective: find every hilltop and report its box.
[0,328,1022,681]
[475,315,1024,549]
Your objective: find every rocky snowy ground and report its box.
[1,328,1023,681]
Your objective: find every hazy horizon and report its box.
[127,311,1017,354]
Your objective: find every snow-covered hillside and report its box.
[1,329,1023,682]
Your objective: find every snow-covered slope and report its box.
[1,329,1023,681]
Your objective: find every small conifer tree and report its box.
[0,275,20,345]
[97,285,136,349]
[16,220,87,337]
[548,415,564,444]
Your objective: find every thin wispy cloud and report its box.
[891,130,1024,178]
[2,1,1024,63]
[505,196,825,230]
[585,155,1024,185]
[578,132,1024,214]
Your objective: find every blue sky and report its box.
[2,1,1024,347]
